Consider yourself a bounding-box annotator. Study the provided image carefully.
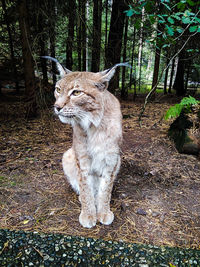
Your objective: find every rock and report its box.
[121,202,129,211]
[152,212,160,217]
[136,208,147,216]
[160,213,166,222]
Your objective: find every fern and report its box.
[164,96,200,120]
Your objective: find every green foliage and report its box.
[164,96,200,120]
[125,0,200,48]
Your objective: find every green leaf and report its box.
[182,16,191,24]
[149,15,156,24]
[187,49,194,52]
[189,25,198,32]
[164,104,183,120]
[194,17,200,23]
[125,9,134,17]
[176,26,184,33]
[134,19,141,30]
[185,10,195,16]
[164,97,199,121]
[177,2,186,11]
[166,25,174,36]
[163,44,170,48]
[180,96,200,106]
[162,2,171,10]
[167,17,175,24]
[186,0,195,5]
[172,14,182,21]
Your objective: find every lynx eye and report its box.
[71,90,82,96]
[55,87,62,94]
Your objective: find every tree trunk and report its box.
[105,0,109,52]
[105,0,127,93]
[66,0,76,70]
[18,0,37,118]
[86,1,89,71]
[138,41,143,92]
[91,0,102,72]
[81,0,87,71]
[35,0,48,84]
[129,27,136,99]
[2,0,19,92]
[173,51,185,96]
[184,61,190,93]
[146,51,153,81]
[48,0,56,85]
[163,50,170,94]
[151,4,163,96]
[121,16,128,99]
[168,57,175,94]
[137,7,145,91]
[77,0,82,70]
[151,44,161,93]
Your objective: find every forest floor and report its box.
[0,89,200,249]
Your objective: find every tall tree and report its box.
[91,0,102,72]
[121,16,129,99]
[104,0,109,53]
[66,0,76,70]
[151,14,163,94]
[105,0,127,92]
[173,51,186,96]
[18,0,37,117]
[168,57,175,94]
[48,0,56,84]
[129,27,136,99]
[163,50,170,94]
[137,7,145,92]
[81,0,87,71]
[35,0,48,84]
[2,0,19,92]
[77,0,82,70]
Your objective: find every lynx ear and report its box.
[41,56,71,77]
[95,81,109,91]
[100,62,132,83]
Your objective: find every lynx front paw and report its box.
[97,210,114,225]
[79,211,97,228]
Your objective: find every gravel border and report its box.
[0,229,200,266]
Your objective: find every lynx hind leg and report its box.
[62,148,80,194]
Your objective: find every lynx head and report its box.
[43,57,130,130]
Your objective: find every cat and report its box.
[45,57,129,228]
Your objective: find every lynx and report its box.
[45,57,128,228]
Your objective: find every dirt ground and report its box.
[0,91,200,249]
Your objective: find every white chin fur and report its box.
[58,115,73,124]
[58,113,101,130]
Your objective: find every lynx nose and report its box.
[54,104,62,113]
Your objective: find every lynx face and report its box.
[54,72,106,129]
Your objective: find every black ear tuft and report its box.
[100,62,132,82]
[95,81,108,91]
[41,56,71,77]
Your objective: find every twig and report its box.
[0,152,22,165]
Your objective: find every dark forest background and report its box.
[0,0,200,117]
